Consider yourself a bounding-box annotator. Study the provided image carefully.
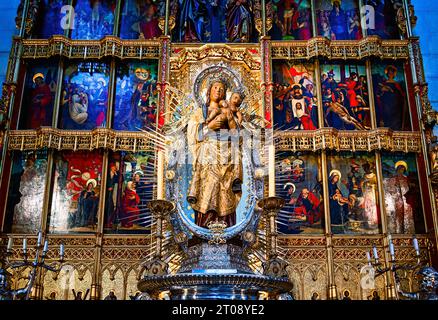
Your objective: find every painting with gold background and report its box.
[273,61,318,130]
[327,151,381,234]
[48,150,103,234]
[104,151,155,234]
[4,150,48,234]
[381,153,425,234]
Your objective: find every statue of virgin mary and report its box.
[186,77,243,228]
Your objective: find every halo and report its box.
[192,64,246,108]
[81,172,91,181]
[395,160,408,171]
[329,169,342,180]
[291,83,302,89]
[86,179,97,189]
[384,65,398,75]
[283,182,296,194]
[134,170,144,176]
[32,73,45,83]
[292,159,303,166]
[97,78,107,87]
[135,67,149,74]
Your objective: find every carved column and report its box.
[143,200,175,276]
[366,59,397,299]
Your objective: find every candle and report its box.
[22,238,27,253]
[388,234,392,242]
[7,237,13,252]
[43,240,49,252]
[157,150,164,200]
[366,251,371,264]
[413,237,419,255]
[389,242,395,260]
[37,232,42,247]
[373,246,379,260]
[60,243,65,259]
[268,145,275,197]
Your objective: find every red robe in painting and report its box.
[30,84,52,128]
[122,188,140,228]
[293,191,321,224]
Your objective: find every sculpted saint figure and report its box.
[187,79,243,228]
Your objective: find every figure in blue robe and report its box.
[173,0,209,42]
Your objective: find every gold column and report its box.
[365,60,377,130]
[0,37,22,202]
[260,37,274,196]
[311,0,318,38]
[156,36,171,200]
[261,0,267,37]
[314,59,324,129]
[315,58,337,299]
[90,150,109,300]
[52,59,65,129]
[164,0,171,36]
[321,151,337,300]
[106,59,117,130]
[113,0,123,37]
[366,58,397,299]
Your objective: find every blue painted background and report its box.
[0,0,20,85]
[412,0,438,110]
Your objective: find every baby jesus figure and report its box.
[205,91,244,130]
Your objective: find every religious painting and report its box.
[4,150,48,233]
[19,60,58,129]
[321,62,371,130]
[381,153,425,234]
[276,152,324,234]
[119,0,164,39]
[364,0,403,39]
[372,61,411,131]
[113,61,160,131]
[171,0,256,43]
[316,0,362,40]
[104,151,155,234]
[70,0,116,39]
[269,0,313,40]
[33,0,69,38]
[48,150,103,233]
[59,61,110,130]
[327,152,381,234]
[272,61,318,130]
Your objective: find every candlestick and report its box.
[1,232,64,300]
[37,232,42,247]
